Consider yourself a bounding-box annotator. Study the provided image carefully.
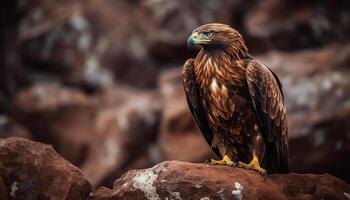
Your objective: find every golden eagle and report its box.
[183,23,289,175]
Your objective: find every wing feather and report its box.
[182,59,221,158]
[246,60,289,173]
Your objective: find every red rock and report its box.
[89,161,350,200]
[0,137,91,199]
[158,69,217,163]
[289,110,350,183]
[12,83,96,165]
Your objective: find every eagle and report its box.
[183,23,289,176]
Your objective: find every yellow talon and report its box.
[237,154,267,177]
[208,155,234,166]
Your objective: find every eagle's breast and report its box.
[194,51,248,128]
[192,50,260,159]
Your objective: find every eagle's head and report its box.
[187,23,248,58]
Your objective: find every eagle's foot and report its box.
[236,155,267,179]
[206,155,234,167]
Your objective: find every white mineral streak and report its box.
[168,191,182,200]
[132,163,167,200]
[9,182,18,198]
[232,182,244,200]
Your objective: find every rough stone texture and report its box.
[0,137,91,200]
[89,161,350,200]
[158,69,217,162]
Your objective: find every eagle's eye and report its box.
[206,32,213,38]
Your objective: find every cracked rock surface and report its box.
[88,161,350,200]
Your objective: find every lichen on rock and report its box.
[132,163,167,200]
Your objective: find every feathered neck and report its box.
[193,44,249,88]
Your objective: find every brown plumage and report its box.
[183,23,289,173]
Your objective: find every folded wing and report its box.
[246,60,289,173]
[182,59,221,158]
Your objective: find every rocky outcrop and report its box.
[0,137,91,199]
[89,161,350,200]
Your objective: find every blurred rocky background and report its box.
[0,0,349,197]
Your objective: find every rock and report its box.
[158,69,217,162]
[11,83,164,188]
[81,86,163,188]
[0,137,91,199]
[0,176,9,200]
[245,0,350,53]
[17,0,114,90]
[289,110,350,183]
[12,83,96,166]
[88,161,350,200]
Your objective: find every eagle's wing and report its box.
[246,60,289,173]
[182,59,221,158]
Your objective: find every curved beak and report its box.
[187,32,210,49]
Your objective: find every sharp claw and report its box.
[232,161,239,168]
[263,171,268,182]
[204,159,211,164]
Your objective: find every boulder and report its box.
[12,83,96,166]
[89,161,350,200]
[0,137,91,200]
